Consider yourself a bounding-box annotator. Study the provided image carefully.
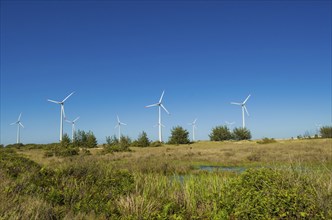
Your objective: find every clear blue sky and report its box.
[1,0,331,145]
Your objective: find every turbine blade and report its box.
[159,90,165,103]
[73,117,80,122]
[62,91,75,103]
[117,115,120,123]
[19,122,24,128]
[120,122,127,126]
[160,104,170,114]
[115,124,119,129]
[145,103,159,108]
[243,94,251,104]
[231,102,242,105]
[47,99,61,104]
[10,122,16,125]
[244,105,249,116]
[18,113,22,121]
[65,119,72,123]
[161,124,165,128]
[193,118,197,124]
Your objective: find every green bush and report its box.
[150,141,163,147]
[257,137,277,144]
[209,126,232,141]
[320,126,332,138]
[133,131,151,147]
[219,168,324,219]
[168,126,190,145]
[103,135,131,153]
[233,127,252,140]
[73,130,98,148]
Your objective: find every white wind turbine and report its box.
[231,94,251,128]
[145,90,170,142]
[188,118,197,142]
[65,117,80,140]
[115,115,127,142]
[10,113,24,144]
[47,92,75,141]
[225,121,235,130]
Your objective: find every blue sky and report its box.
[1,0,331,145]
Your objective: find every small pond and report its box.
[198,165,246,173]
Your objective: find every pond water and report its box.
[198,165,246,173]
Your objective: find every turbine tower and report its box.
[115,115,127,142]
[65,117,80,140]
[10,113,24,144]
[47,92,74,141]
[231,94,251,128]
[145,90,170,142]
[225,121,235,130]
[188,118,197,142]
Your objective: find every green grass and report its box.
[1,138,332,219]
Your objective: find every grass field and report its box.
[1,138,332,219]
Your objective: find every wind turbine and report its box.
[65,117,80,140]
[10,113,24,144]
[115,115,127,142]
[47,92,74,141]
[225,121,235,130]
[315,123,322,136]
[145,90,170,142]
[188,118,197,142]
[231,94,251,128]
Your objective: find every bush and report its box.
[73,130,98,148]
[168,126,190,145]
[209,126,232,141]
[103,135,131,153]
[150,141,163,147]
[233,127,252,140]
[320,126,332,138]
[133,131,151,147]
[257,137,277,144]
[219,168,324,219]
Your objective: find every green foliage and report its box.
[209,126,232,141]
[0,150,134,218]
[5,143,24,149]
[257,137,277,144]
[233,127,252,140]
[320,126,332,138]
[133,131,151,147]
[61,133,71,147]
[218,169,324,219]
[73,130,98,148]
[150,141,163,147]
[103,135,131,153]
[168,126,190,145]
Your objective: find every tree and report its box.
[320,126,332,138]
[86,131,98,148]
[233,127,252,140]
[168,126,190,145]
[209,126,232,141]
[135,131,150,147]
[61,133,71,147]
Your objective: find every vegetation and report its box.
[168,126,190,145]
[320,126,332,138]
[233,127,252,140]
[209,125,232,141]
[103,135,132,153]
[73,130,98,148]
[1,139,331,219]
[132,131,151,147]
[257,137,277,144]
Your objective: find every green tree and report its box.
[120,136,132,150]
[233,127,252,140]
[320,126,332,138]
[209,126,232,141]
[106,135,119,146]
[61,133,71,147]
[168,126,190,145]
[135,131,150,147]
[86,131,98,148]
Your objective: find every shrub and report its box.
[219,168,324,219]
[103,135,131,153]
[150,141,162,147]
[134,131,151,147]
[73,130,98,148]
[320,126,332,138]
[257,137,277,144]
[168,126,190,145]
[209,126,232,141]
[233,127,251,140]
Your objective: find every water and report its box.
[198,165,246,173]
